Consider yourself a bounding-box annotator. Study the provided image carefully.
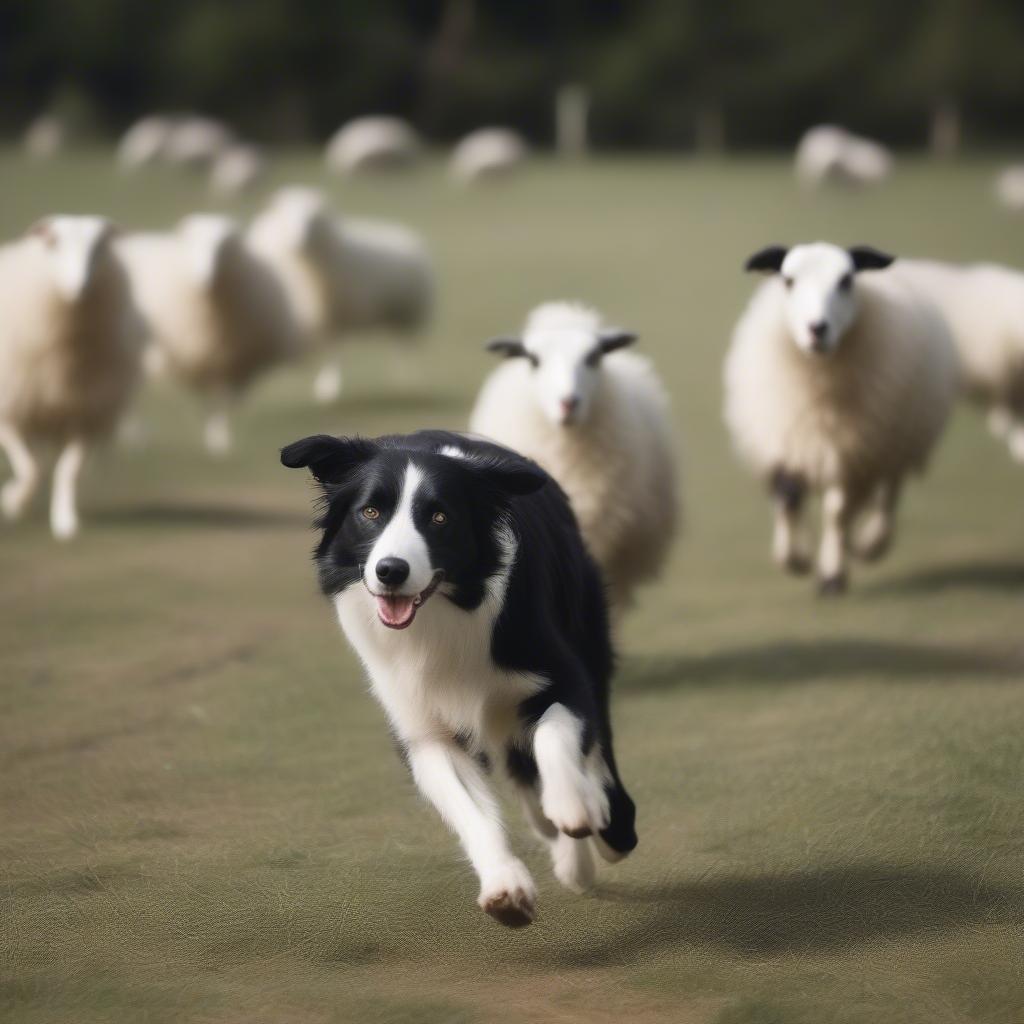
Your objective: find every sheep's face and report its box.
[31,216,117,301]
[745,242,895,357]
[178,214,239,287]
[487,316,637,427]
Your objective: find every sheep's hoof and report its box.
[817,574,848,597]
[854,535,891,563]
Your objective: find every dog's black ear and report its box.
[744,245,788,274]
[280,434,376,484]
[473,455,548,497]
[848,245,895,271]
[597,328,638,355]
[485,336,530,359]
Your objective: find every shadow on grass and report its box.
[620,639,1019,693]
[867,558,1024,595]
[93,502,307,530]
[546,863,1020,966]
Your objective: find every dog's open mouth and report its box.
[374,572,443,630]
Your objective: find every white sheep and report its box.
[248,186,433,403]
[325,116,420,174]
[895,258,1024,463]
[994,166,1024,213]
[118,115,174,170]
[0,216,143,539]
[469,301,680,611]
[209,143,266,195]
[724,243,958,593]
[24,116,65,160]
[118,214,300,456]
[450,127,528,183]
[795,125,893,190]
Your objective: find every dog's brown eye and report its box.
[432,511,447,525]
[362,506,380,520]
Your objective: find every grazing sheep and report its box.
[724,243,957,593]
[795,125,893,190]
[469,302,679,611]
[248,187,433,403]
[0,216,143,539]
[896,258,1024,463]
[209,144,266,195]
[994,166,1024,213]
[325,116,420,174]
[450,128,528,183]
[118,214,300,455]
[24,116,64,160]
[118,115,174,170]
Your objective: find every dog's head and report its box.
[281,432,546,629]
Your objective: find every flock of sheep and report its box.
[3,117,1024,609]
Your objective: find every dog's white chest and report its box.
[333,587,542,747]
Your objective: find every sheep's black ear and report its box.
[848,245,895,271]
[485,336,529,359]
[597,329,638,355]
[744,245,788,274]
[280,434,376,484]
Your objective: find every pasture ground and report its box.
[1,151,1023,1024]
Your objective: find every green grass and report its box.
[1,149,1023,1024]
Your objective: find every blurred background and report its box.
[2,5,1024,1024]
[5,0,1024,153]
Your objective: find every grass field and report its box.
[1,150,1023,1024]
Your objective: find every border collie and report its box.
[281,429,637,927]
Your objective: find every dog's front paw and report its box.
[542,775,610,839]
[479,860,537,928]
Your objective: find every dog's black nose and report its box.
[375,557,410,586]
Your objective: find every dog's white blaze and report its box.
[363,462,434,594]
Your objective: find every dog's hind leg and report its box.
[508,746,595,893]
[589,721,638,864]
[407,737,536,927]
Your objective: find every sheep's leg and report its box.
[312,355,344,404]
[50,438,86,541]
[1008,419,1024,465]
[853,478,902,562]
[203,399,233,457]
[0,423,39,521]
[507,746,595,894]
[817,484,851,595]
[407,737,536,927]
[770,468,811,574]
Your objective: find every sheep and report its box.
[724,242,958,593]
[450,128,528,184]
[994,166,1024,213]
[209,144,266,195]
[469,301,680,612]
[248,186,433,403]
[117,115,233,172]
[117,214,300,456]
[0,216,143,539]
[325,116,420,174]
[795,125,893,190]
[24,116,65,160]
[118,115,172,170]
[895,258,1024,463]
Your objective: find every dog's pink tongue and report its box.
[376,594,417,629]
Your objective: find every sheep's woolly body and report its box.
[0,239,142,441]
[471,304,678,608]
[894,259,1024,411]
[118,232,299,396]
[724,274,957,501]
